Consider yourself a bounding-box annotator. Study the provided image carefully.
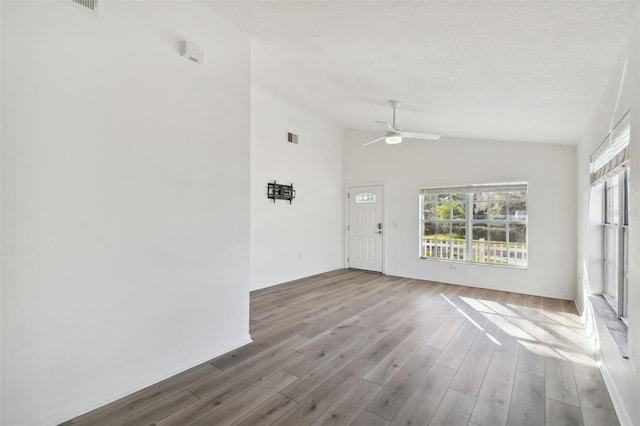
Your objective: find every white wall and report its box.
[1,2,251,425]
[0,2,3,422]
[344,132,577,300]
[575,17,640,425]
[250,86,343,290]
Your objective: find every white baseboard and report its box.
[48,334,253,426]
[597,351,634,426]
[580,295,633,426]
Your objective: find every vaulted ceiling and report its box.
[202,1,638,144]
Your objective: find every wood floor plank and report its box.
[299,286,402,339]
[517,341,546,377]
[543,297,576,329]
[507,371,545,426]
[449,326,497,396]
[515,311,547,377]
[454,287,493,326]
[361,318,423,363]
[424,311,465,350]
[287,329,369,377]
[310,378,381,426]
[295,315,366,355]
[428,388,476,426]
[521,311,547,341]
[281,336,371,402]
[252,275,386,337]
[357,281,423,317]
[509,291,530,310]
[190,334,307,397]
[71,363,221,425]
[469,350,517,426]
[434,320,481,369]
[233,393,297,426]
[581,406,621,426]
[189,370,298,426]
[211,323,308,370]
[545,398,583,426]
[540,313,591,360]
[475,297,514,319]
[389,363,456,426]
[545,356,580,407]
[366,343,441,421]
[349,410,390,426]
[346,291,417,331]
[492,314,521,358]
[480,311,506,335]
[250,270,354,306]
[156,350,305,426]
[572,363,619,425]
[300,302,385,341]
[112,390,198,426]
[272,357,377,426]
[526,294,545,322]
[364,303,451,385]
[253,295,342,335]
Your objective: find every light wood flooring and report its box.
[66,269,619,426]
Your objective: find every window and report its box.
[355,192,376,203]
[591,111,630,323]
[421,193,467,260]
[602,170,629,321]
[420,182,527,267]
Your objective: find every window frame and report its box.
[602,169,629,323]
[419,182,528,268]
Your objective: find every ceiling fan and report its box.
[362,100,442,146]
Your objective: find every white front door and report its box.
[348,185,383,272]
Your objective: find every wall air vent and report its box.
[71,0,98,13]
[287,132,299,144]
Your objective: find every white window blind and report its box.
[420,182,527,195]
[591,112,630,186]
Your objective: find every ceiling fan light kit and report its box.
[363,100,442,146]
[385,134,402,144]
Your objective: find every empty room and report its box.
[2,1,640,425]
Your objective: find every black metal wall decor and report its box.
[267,181,295,204]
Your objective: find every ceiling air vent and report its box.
[71,0,98,13]
[287,132,299,144]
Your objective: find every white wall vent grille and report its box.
[71,0,98,13]
[287,132,299,144]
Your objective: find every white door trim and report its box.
[345,183,385,273]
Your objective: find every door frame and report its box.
[345,182,386,273]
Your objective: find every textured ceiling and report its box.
[202,1,638,144]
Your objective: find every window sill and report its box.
[418,257,528,270]
[589,294,628,359]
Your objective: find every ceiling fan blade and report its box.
[361,136,386,146]
[376,121,401,132]
[401,131,442,141]
[375,120,396,132]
